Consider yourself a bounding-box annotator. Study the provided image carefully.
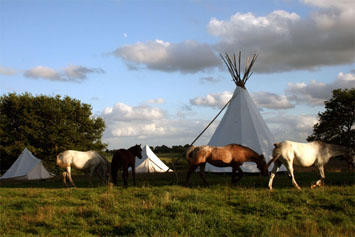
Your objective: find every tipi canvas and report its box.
[206,52,276,172]
[0,148,53,180]
[134,145,172,173]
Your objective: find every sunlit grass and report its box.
[0,172,354,236]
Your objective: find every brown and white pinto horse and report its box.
[185,144,268,186]
[111,144,142,186]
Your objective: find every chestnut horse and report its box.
[185,144,268,186]
[111,144,142,186]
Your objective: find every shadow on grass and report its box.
[0,171,353,189]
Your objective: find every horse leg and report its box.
[268,160,282,190]
[132,168,136,186]
[284,161,301,190]
[66,166,76,187]
[122,169,128,186]
[95,165,105,185]
[311,166,325,189]
[185,165,198,186]
[88,166,95,186]
[62,171,68,187]
[199,163,208,186]
[111,165,118,186]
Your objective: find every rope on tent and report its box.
[190,92,237,146]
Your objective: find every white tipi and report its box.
[206,52,275,172]
[0,148,53,180]
[134,145,172,173]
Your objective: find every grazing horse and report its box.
[267,140,354,190]
[111,144,142,186]
[185,144,269,186]
[56,150,110,187]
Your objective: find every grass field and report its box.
[1,170,354,236]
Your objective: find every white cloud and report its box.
[208,3,354,73]
[0,66,16,75]
[24,65,104,82]
[286,72,355,106]
[103,102,164,121]
[253,92,294,109]
[101,101,214,148]
[267,114,318,142]
[190,91,232,109]
[24,66,62,80]
[190,90,294,110]
[146,98,165,104]
[112,1,354,74]
[114,39,220,73]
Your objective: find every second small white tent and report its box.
[135,145,172,173]
[0,148,53,180]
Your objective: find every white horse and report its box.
[267,140,353,190]
[56,150,110,187]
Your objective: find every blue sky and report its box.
[1,0,354,149]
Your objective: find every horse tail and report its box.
[185,146,196,161]
[267,143,282,168]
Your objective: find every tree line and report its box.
[1,89,354,174]
[0,93,106,174]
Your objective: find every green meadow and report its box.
[1,171,354,236]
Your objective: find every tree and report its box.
[0,93,107,174]
[307,88,355,148]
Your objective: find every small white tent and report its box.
[134,145,172,173]
[206,52,276,173]
[0,148,53,180]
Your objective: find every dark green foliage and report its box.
[0,93,106,174]
[307,88,355,148]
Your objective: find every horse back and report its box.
[227,144,260,161]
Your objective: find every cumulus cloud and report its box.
[0,66,16,75]
[190,90,294,110]
[208,1,354,73]
[286,72,355,106]
[253,92,295,109]
[267,114,318,142]
[190,91,232,109]
[112,1,353,74]
[103,102,165,121]
[114,39,220,73]
[101,101,214,148]
[24,65,104,82]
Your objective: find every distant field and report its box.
[1,171,354,236]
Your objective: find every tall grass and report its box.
[0,172,354,236]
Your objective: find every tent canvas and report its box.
[134,145,172,173]
[206,86,275,172]
[0,148,53,180]
[204,52,278,173]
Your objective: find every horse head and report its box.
[257,155,269,176]
[134,144,143,159]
